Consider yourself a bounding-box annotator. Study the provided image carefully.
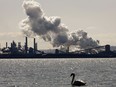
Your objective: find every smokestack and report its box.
[25,37,28,53]
[6,42,8,48]
[34,38,36,53]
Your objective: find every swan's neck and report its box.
[71,75,75,85]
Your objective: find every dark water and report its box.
[0,58,116,87]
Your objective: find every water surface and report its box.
[0,58,115,87]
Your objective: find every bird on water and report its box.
[70,73,86,86]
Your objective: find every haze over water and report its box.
[0,58,115,87]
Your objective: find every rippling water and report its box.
[0,58,116,87]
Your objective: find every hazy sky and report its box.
[0,0,116,49]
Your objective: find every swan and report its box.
[70,73,86,86]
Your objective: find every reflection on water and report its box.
[0,58,115,87]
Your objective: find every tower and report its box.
[34,38,37,53]
[25,37,28,54]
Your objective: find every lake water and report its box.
[0,58,116,87]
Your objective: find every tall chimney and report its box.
[34,38,36,53]
[6,42,8,48]
[25,37,28,54]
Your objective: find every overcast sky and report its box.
[0,0,116,49]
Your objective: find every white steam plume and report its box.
[70,30,99,49]
[20,0,99,49]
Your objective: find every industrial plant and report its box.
[0,37,116,58]
[0,37,42,55]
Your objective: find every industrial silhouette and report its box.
[0,37,116,58]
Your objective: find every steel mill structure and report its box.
[0,37,116,58]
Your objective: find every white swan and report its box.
[70,73,86,86]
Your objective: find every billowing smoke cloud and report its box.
[70,30,99,49]
[20,0,99,49]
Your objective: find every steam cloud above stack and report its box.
[20,0,99,49]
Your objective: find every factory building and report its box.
[0,37,38,54]
[0,36,116,58]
